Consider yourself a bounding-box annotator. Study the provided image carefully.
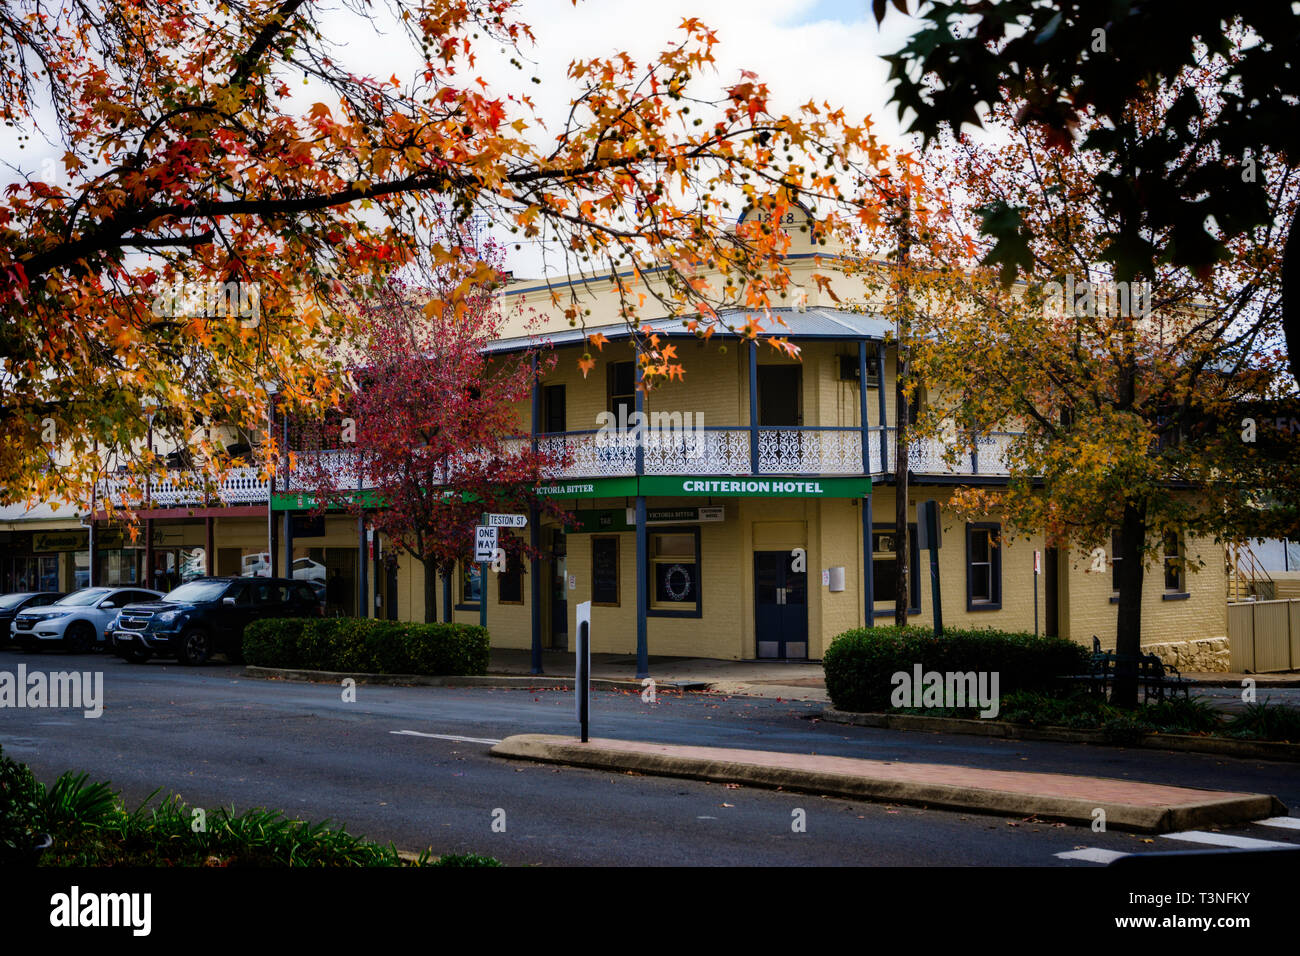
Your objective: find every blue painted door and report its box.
[754,551,808,659]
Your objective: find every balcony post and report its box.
[530,353,543,675]
[635,344,649,677]
[267,396,277,581]
[863,493,874,626]
[858,340,870,474]
[748,339,759,474]
[205,517,215,576]
[357,470,367,619]
[635,494,648,679]
[282,409,292,574]
[876,342,889,473]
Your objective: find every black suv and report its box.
[111,577,321,665]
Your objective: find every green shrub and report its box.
[0,746,43,863]
[1000,689,1115,729]
[1142,696,1223,735]
[243,618,489,676]
[242,617,310,668]
[1227,701,1300,742]
[822,625,1089,713]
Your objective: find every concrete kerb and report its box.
[819,709,1300,762]
[489,734,1285,833]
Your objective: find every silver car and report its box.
[11,586,163,653]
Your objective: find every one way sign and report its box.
[474,526,497,562]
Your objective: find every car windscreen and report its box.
[162,581,229,603]
[53,588,112,606]
[0,593,34,609]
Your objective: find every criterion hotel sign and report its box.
[639,476,871,498]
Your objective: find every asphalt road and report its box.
[3,648,1299,866]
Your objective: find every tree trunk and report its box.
[1112,499,1148,709]
[422,558,438,623]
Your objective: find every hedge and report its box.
[243,618,490,676]
[822,624,1090,713]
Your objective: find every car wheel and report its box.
[65,621,94,654]
[177,627,212,666]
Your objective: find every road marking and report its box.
[1160,830,1296,850]
[1054,848,1129,865]
[1257,816,1300,830]
[390,730,503,745]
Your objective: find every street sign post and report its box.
[918,499,943,636]
[575,601,591,743]
[1033,549,1041,636]
[473,525,497,631]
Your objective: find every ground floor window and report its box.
[460,561,482,608]
[1110,529,1123,595]
[591,536,620,606]
[647,528,700,617]
[1163,531,1185,593]
[871,524,919,616]
[497,535,523,605]
[965,523,1002,610]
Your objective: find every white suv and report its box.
[11,586,163,653]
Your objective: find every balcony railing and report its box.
[94,428,1023,508]
[98,466,270,507]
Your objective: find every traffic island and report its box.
[489,734,1287,833]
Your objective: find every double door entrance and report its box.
[753,550,808,659]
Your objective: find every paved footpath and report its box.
[492,734,1286,833]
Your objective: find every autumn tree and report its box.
[903,91,1300,707]
[291,251,564,622]
[0,0,898,514]
[874,2,1300,285]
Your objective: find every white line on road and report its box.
[1256,816,1300,830]
[1160,830,1297,850]
[390,730,503,745]
[1054,848,1130,865]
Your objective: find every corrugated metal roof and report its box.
[483,307,890,354]
[0,500,87,523]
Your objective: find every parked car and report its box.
[240,553,271,577]
[10,587,163,653]
[0,591,66,645]
[111,576,322,665]
[291,557,327,583]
